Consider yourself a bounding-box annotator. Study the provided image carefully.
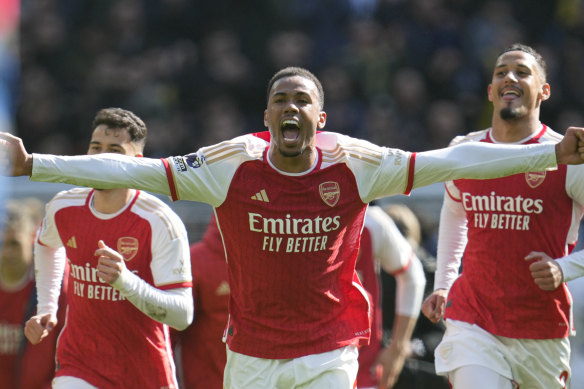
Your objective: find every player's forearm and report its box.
[34,243,66,315]
[112,268,194,330]
[434,195,467,290]
[413,142,556,189]
[388,314,417,351]
[31,153,172,196]
[557,250,584,282]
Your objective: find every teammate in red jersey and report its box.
[173,214,229,389]
[0,198,67,389]
[421,44,584,389]
[3,67,584,388]
[22,108,193,389]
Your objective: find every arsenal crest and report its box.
[319,181,340,207]
[117,237,139,261]
[525,171,546,189]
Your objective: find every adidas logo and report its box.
[251,189,269,202]
[66,236,77,249]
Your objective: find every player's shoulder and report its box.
[449,129,489,146]
[47,187,91,209]
[317,131,392,166]
[197,134,267,165]
[539,125,563,143]
[132,191,187,236]
[133,191,179,218]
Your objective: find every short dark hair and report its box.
[498,43,547,83]
[91,108,147,150]
[266,67,325,109]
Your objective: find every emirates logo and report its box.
[319,181,340,207]
[525,171,546,189]
[117,237,139,261]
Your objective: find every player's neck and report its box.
[268,147,317,173]
[490,115,541,143]
[92,188,134,214]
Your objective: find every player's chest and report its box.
[227,163,362,212]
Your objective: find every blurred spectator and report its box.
[355,204,449,388]
[173,215,229,389]
[383,203,445,365]
[0,198,66,389]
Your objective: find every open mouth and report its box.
[281,119,300,143]
[500,87,521,101]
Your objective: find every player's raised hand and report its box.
[555,127,584,165]
[421,289,448,323]
[95,240,126,284]
[525,251,564,291]
[24,313,57,345]
[0,132,33,176]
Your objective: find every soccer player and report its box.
[173,214,229,389]
[355,204,426,388]
[0,198,66,389]
[421,44,584,389]
[3,67,584,388]
[22,108,193,389]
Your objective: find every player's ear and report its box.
[317,111,327,129]
[539,83,551,101]
[487,84,494,102]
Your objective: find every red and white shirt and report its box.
[36,188,191,388]
[32,131,559,358]
[356,205,425,388]
[437,125,584,339]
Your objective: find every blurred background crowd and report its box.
[10,0,584,158]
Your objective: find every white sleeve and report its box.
[31,154,173,196]
[112,270,193,330]
[413,142,557,190]
[394,256,426,318]
[34,239,66,316]
[34,199,68,316]
[434,191,467,291]
[31,135,267,206]
[366,206,425,318]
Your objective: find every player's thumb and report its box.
[524,251,545,262]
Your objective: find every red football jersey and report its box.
[444,125,584,339]
[37,188,191,389]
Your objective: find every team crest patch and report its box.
[319,181,340,207]
[525,171,546,188]
[117,237,139,261]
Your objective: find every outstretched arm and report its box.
[0,132,33,176]
[412,127,584,190]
